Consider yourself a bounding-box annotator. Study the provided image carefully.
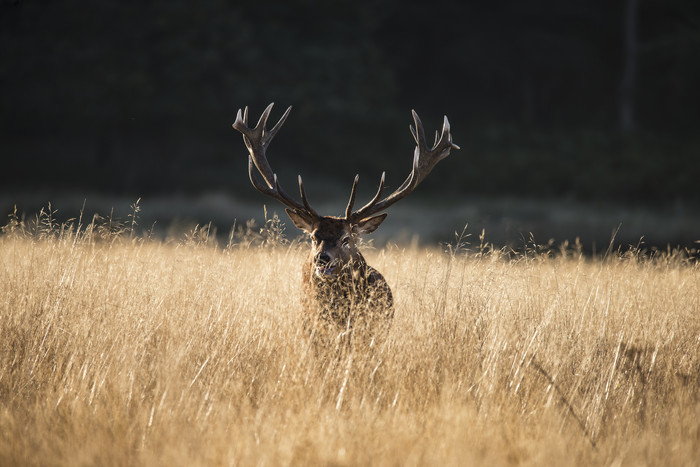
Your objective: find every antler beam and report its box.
[232,103,318,218]
[346,110,459,222]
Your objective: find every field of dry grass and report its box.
[1,209,699,466]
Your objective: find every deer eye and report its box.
[341,236,350,247]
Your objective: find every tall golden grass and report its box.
[0,208,699,466]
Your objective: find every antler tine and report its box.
[256,102,275,132]
[411,110,426,148]
[437,116,461,151]
[344,175,360,219]
[370,171,388,205]
[267,106,292,141]
[247,156,276,197]
[445,116,461,150]
[349,172,386,221]
[349,110,458,222]
[298,175,319,217]
[274,174,316,215]
[409,124,418,145]
[235,104,318,217]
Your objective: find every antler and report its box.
[232,103,318,217]
[345,110,459,222]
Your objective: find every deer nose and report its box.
[316,252,331,265]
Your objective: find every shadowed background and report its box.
[1,0,699,249]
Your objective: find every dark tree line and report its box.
[1,0,699,204]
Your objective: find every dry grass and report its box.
[1,209,699,466]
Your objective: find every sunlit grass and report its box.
[0,208,698,465]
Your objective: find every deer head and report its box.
[232,103,458,285]
[286,215,388,280]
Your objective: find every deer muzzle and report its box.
[314,252,337,277]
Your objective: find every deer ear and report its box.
[353,213,387,235]
[285,208,316,233]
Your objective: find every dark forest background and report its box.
[1,0,699,220]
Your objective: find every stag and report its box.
[232,104,458,343]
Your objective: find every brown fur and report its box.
[291,216,393,345]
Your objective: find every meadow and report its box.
[0,209,699,466]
